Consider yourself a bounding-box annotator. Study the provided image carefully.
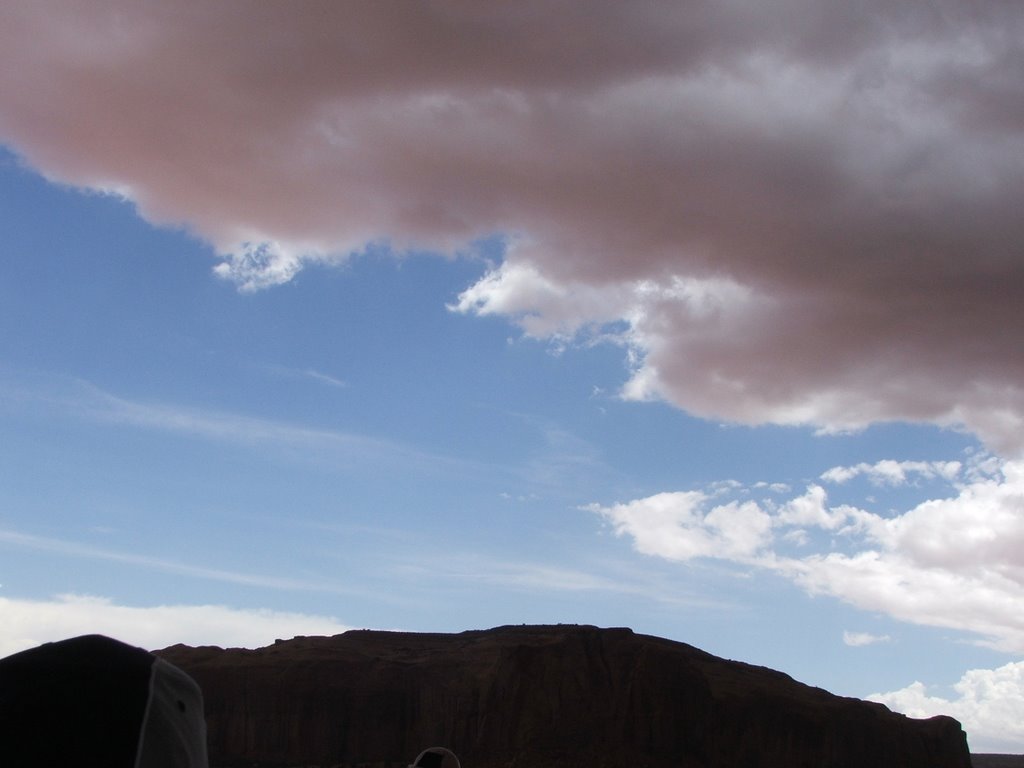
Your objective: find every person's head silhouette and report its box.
[410,746,461,768]
[0,634,208,767]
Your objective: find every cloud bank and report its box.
[1,1,1022,448]
[871,662,1024,753]
[589,454,1024,654]
[0,594,350,659]
[590,453,1024,749]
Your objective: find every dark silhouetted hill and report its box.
[156,624,971,768]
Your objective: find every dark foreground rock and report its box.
[972,757,1024,768]
[157,624,970,768]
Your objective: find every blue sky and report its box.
[2,2,1023,753]
[1,146,1018,750]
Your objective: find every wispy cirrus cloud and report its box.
[843,630,891,647]
[0,370,620,512]
[262,363,347,389]
[0,370,484,478]
[0,527,357,595]
[0,2,1020,449]
[402,552,732,611]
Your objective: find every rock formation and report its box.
[156,624,971,768]
[972,758,1024,768]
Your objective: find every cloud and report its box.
[589,453,1024,751]
[820,460,963,486]
[776,485,852,531]
[589,492,773,562]
[589,455,1024,654]
[870,662,1024,753]
[0,527,361,595]
[0,2,1021,449]
[0,594,351,659]
[263,364,347,389]
[842,630,891,647]
[0,371,485,479]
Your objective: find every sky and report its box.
[1,0,1023,754]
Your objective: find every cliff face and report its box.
[156,624,971,768]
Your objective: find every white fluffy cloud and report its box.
[870,662,1024,753]
[0,594,351,659]
[820,460,964,486]
[590,491,773,562]
[0,2,1021,449]
[589,455,1024,654]
[591,454,1024,750]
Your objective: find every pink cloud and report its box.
[1,1,1022,448]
